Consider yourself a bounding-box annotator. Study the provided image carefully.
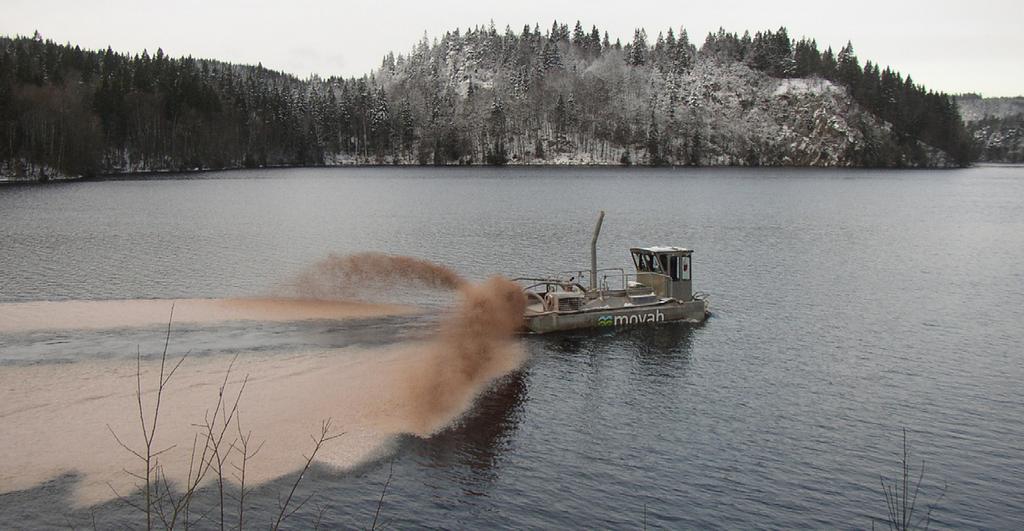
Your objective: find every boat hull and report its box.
[522,299,708,334]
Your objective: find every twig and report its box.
[271,419,344,531]
[372,459,395,530]
[233,410,264,531]
[313,503,329,531]
[877,427,946,531]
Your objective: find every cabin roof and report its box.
[631,246,692,254]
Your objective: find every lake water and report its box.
[1,167,1023,528]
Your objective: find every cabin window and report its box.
[633,253,653,272]
[658,255,670,274]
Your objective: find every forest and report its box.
[0,23,975,180]
[956,94,1024,163]
[966,114,1023,163]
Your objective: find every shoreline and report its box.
[0,161,984,185]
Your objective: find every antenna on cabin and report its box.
[590,210,605,291]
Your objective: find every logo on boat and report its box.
[597,310,666,327]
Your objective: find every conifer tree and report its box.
[628,29,648,66]
[573,21,586,47]
[589,26,601,56]
[541,39,562,71]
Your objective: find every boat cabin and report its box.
[630,247,693,301]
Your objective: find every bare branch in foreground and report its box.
[271,419,344,531]
[372,459,395,530]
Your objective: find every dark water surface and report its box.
[1,167,1023,528]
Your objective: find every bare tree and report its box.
[107,305,187,531]
[875,428,947,531]
[108,306,343,530]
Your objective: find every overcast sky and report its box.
[2,0,1021,96]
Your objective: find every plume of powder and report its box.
[389,275,528,435]
[289,253,466,301]
[0,272,529,507]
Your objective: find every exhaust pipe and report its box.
[590,210,605,291]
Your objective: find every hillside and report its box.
[956,95,1024,163]
[956,95,1024,122]
[0,25,973,181]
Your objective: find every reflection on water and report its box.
[530,321,698,370]
[409,371,529,474]
[621,322,698,357]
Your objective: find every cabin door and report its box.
[673,256,691,281]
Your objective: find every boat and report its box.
[516,211,709,334]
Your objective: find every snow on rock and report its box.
[772,78,842,97]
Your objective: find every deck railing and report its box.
[557,268,672,297]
